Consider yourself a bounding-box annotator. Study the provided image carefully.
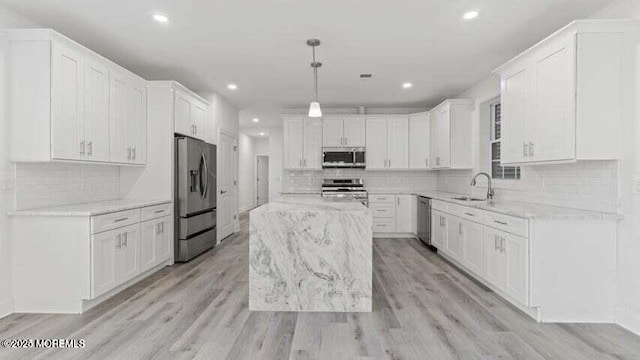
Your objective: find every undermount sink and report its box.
[452,196,487,202]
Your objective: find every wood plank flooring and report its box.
[1,212,639,360]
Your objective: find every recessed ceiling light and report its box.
[252,118,260,123]
[463,10,479,20]
[402,82,413,89]
[227,83,238,90]
[152,13,169,23]
[259,132,265,136]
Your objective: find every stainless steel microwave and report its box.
[322,147,366,169]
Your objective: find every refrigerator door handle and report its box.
[201,152,209,199]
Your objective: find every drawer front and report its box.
[141,202,173,222]
[432,200,448,212]
[369,194,395,204]
[448,203,483,223]
[483,211,528,237]
[92,209,141,234]
[369,203,396,218]
[373,218,396,233]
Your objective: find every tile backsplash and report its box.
[437,160,619,213]
[284,169,438,193]
[16,163,120,210]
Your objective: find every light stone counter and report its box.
[9,199,172,217]
[249,196,372,312]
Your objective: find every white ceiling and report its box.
[1,0,613,132]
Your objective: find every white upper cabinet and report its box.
[429,99,473,170]
[409,112,430,169]
[7,29,147,166]
[365,116,409,170]
[322,116,365,147]
[174,87,209,141]
[283,116,322,170]
[496,20,629,165]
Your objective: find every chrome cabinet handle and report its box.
[494,220,508,226]
[132,147,136,160]
[160,222,164,233]
[80,141,85,156]
[116,234,122,249]
[529,142,534,157]
[523,142,528,158]
[458,223,462,235]
[464,212,475,217]
[397,197,400,206]
[122,232,128,247]
[87,141,92,156]
[154,209,165,214]
[127,147,132,160]
[194,125,198,134]
[114,217,129,222]
[221,190,227,194]
[494,235,499,250]
[501,238,506,253]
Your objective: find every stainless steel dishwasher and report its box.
[417,196,433,247]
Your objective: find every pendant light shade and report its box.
[308,101,322,117]
[307,39,322,118]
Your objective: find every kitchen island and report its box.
[249,196,372,312]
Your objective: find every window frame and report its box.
[490,100,520,180]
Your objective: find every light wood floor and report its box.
[1,213,639,360]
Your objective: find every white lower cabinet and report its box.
[140,215,172,272]
[483,226,529,305]
[92,223,141,298]
[461,219,484,277]
[445,216,463,261]
[370,194,413,235]
[431,211,447,249]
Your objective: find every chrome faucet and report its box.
[471,172,495,200]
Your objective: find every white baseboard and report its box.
[615,307,640,336]
[239,205,255,213]
[0,296,14,319]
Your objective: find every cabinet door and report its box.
[431,211,446,250]
[140,219,159,272]
[409,114,430,169]
[117,224,140,282]
[127,77,147,164]
[445,215,463,262]
[530,35,576,162]
[303,118,323,170]
[500,63,530,165]
[109,72,129,163]
[503,232,529,305]
[91,228,119,298]
[174,91,192,136]
[483,227,506,290]
[83,58,110,162]
[461,219,484,277]
[155,216,172,263]
[365,118,388,170]
[387,116,409,169]
[322,117,343,147]
[433,106,451,168]
[191,100,206,140]
[51,42,83,160]
[283,118,304,169]
[395,195,413,233]
[344,117,366,147]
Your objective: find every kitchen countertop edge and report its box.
[9,199,173,217]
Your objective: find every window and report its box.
[491,102,520,180]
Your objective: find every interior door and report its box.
[283,118,304,169]
[344,117,365,147]
[51,41,83,160]
[409,114,430,169]
[257,156,269,206]
[530,35,576,162]
[109,72,129,163]
[365,118,387,170]
[501,63,529,165]
[91,228,118,298]
[461,219,484,277]
[303,118,323,169]
[218,131,236,241]
[83,58,110,162]
[387,116,409,169]
[322,117,343,147]
[127,77,146,164]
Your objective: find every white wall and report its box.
[268,127,284,200]
[0,3,39,317]
[238,133,256,212]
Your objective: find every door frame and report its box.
[255,155,269,207]
[217,128,238,241]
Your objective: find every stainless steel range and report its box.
[321,179,368,207]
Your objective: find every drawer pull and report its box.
[154,210,165,214]
[494,220,508,226]
[464,212,476,217]
[114,217,129,222]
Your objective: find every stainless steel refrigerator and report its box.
[175,136,217,262]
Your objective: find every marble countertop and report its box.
[9,199,172,217]
[252,196,370,213]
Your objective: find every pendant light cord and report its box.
[312,46,319,102]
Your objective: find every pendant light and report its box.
[307,39,322,118]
